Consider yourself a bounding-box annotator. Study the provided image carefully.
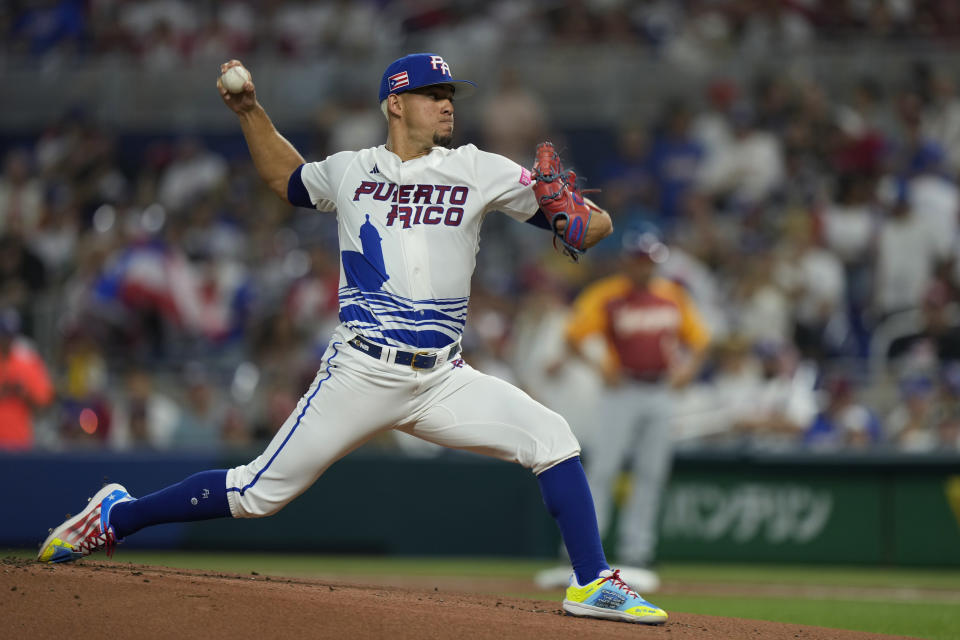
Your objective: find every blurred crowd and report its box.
[4,0,960,68]
[471,49,960,456]
[2,4,960,457]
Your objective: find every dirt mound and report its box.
[1,557,917,640]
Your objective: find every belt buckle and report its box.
[410,351,431,370]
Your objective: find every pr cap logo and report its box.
[378,53,477,103]
[429,55,451,76]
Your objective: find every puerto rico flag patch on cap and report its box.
[519,167,532,186]
[388,71,410,91]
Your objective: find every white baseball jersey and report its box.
[296,143,538,350]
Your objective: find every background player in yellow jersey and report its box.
[567,230,711,590]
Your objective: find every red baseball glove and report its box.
[531,141,599,261]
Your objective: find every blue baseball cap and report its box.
[378,53,477,103]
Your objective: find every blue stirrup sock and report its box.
[109,469,232,539]
[537,456,609,585]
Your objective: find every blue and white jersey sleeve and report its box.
[293,151,359,212]
[475,150,539,222]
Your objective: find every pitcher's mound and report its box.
[1,557,916,640]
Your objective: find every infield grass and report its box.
[646,594,957,640]
[8,549,959,639]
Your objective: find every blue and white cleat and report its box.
[37,483,135,563]
[563,568,668,624]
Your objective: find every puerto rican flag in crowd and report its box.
[92,239,252,342]
[388,71,409,91]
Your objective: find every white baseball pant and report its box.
[226,324,581,518]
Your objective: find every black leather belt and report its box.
[348,335,461,370]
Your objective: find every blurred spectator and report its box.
[9,0,86,58]
[253,312,309,388]
[658,234,729,340]
[191,20,235,65]
[186,248,254,350]
[820,174,878,290]
[480,68,549,165]
[182,196,247,262]
[0,234,48,338]
[653,3,729,72]
[805,376,883,449]
[548,0,601,45]
[935,363,960,450]
[887,281,960,370]
[753,74,796,135]
[873,180,941,318]
[596,125,657,248]
[139,20,185,70]
[315,90,386,153]
[286,247,342,341]
[697,102,785,213]
[91,234,196,361]
[29,196,80,277]
[646,100,704,223]
[729,342,819,449]
[157,138,227,213]
[254,376,299,443]
[820,173,879,356]
[170,363,228,450]
[211,1,256,57]
[904,145,959,263]
[726,246,792,346]
[57,328,111,446]
[460,286,516,382]
[833,78,891,177]
[691,78,737,168]
[324,1,386,58]
[689,335,763,440]
[109,367,180,450]
[0,309,54,451]
[119,0,195,69]
[885,374,941,451]
[270,1,335,58]
[0,149,44,236]
[119,1,198,39]
[221,404,252,449]
[922,71,960,174]
[677,335,817,449]
[738,2,815,57]
[774,214,847,361]
[508,262,602,446]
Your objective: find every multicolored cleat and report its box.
[37,483,134,563]
[563,568,668,624]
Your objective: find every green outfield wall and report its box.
[5,450,960,565]
[656,452,960,566]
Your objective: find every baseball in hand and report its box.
[221,66,251,93]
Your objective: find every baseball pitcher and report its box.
[38,53,667,625]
